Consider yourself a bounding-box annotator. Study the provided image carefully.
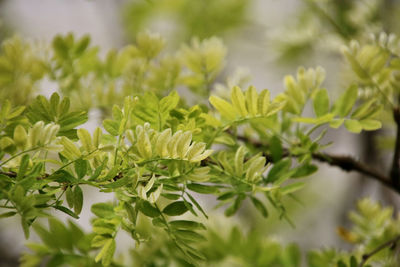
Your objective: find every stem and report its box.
[312,152,394,191]
[358,235,400,267]
[235,134,397,193]
[0,146,40,168]
[390,106,400,189]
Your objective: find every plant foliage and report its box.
[1,13,400,266]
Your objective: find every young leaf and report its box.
[209,96,237,121]
[313,89,329,117]
[359,119,382,131]
[333,84,358,117]
[231,86,248,117]
[95,238,116,266]
[103,120,119,136]
[234,146,246,177]
[344,119,362,133]
[245,85,258,116]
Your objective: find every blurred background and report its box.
[1,0,400,266]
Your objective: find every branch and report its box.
[390,107,400,189]
[312,152,395,192]
[358,235,400,267]
[235,134,397,193]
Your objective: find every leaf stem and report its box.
[0,146,41,168]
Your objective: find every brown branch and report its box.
[358,234,400,267]
[235,134,397,193]
[312,152,395,192]
[390,107,400,189]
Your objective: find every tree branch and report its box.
[235,134,397,193]
[312,152,396,192]
[390,107,400,189]
[358,234,400,267]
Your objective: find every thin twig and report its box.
[358,235,400,267]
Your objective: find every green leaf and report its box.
[292,164,318,178]
[344,119,362,133]
[58,111,88,131]
[102,175,131,189]
[91,235,109,248]
[333,84,358,117]
[123,202,137,223]
[66,187,74,208]
[74,159,87,179]
[75,35,90,55]
[0,211,17,218]
[53,35,69,59]
[73,186,83,215]
[281,182,306,195]
[49,170,77,183]
[224,194,245,217]
[329,118,344,128]
[54,205,79,219]
[103,119,119,136]
[17,154,30,180]
[89,158,107,180]
[137,200,160,218]
[49,93,60,117]
[250,196,268,218]
[231,86,248,117]
[282,243,301,267]
[359,119,382,131]
[187,192,208,218]
[174,230,207,242]
[234,146,246,176]
[217,191,236,201]
[91,203,114,218]
[350,256,358,267]
[49,218,73,250]
[266,159,291,183]
[159,90,180,114]
[187,183,219,194]
[209,96,237,121]
[33,223,57,247]
[163,201,188,216]
[313,89,329,117]
[269,135,283,162]
[169,220,206,230]
[162,193,181,200]
[95,238,116,266]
